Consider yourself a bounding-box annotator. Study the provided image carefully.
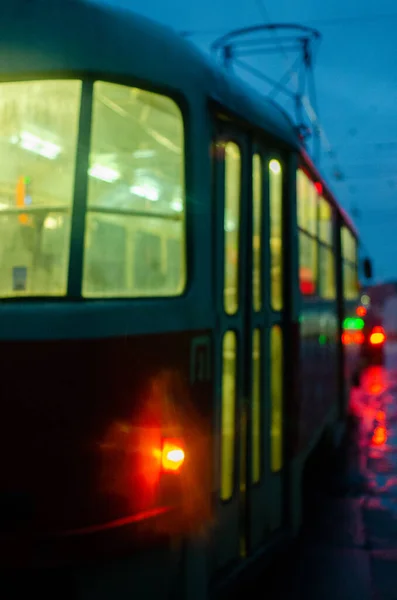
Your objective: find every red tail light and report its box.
[372,425,387,445]
[370,326,386,346]
[161,439,185,472]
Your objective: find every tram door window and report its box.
[270,325,283,472]
[221,331,238,500]
[224,142,241,315]
[269,159,283,311]
[214,130,251,569]
[266,155,285,533]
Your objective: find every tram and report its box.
[0,0,363,597]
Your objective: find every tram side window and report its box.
[224,142,241,315]
[82,81,186,298]
[318,197,336,300]
[342,226,358,300]
[297,169,317,295]
[221,331,237,501]
[270,159,283,311]
[0,80,81,297]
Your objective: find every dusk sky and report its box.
[98,0,397,283]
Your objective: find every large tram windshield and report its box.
[0,79,185,298]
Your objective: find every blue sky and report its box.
[99,0,397,282]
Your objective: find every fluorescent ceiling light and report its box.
[133,150,156,159]
[11,131,61,160]
[130,184,159,202]
[269,159,281,174]
[88,165,120,183]
[171,198,183,213]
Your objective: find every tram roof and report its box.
[0,0,356,235]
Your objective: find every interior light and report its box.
[269,159,281,174]
[11,131,61,160]
[161,439,185,472]
[171,199,183,212]
[133,149,156,159]
[88,165,120,183]
[130,184,159,202]
[44,216,60,230]
[370,326,386,346]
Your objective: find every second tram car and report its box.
[0,0,363,597]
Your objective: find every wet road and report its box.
[240,347,397,600]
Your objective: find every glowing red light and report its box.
[161,439,185,472]
[370,326,386,346]
[356,306,367,317]
[300,280,315,295]
[342,332,351,345]
[372,425,387,446]
[314,181,323,194]
[353,331,364,344]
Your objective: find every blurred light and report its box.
[133,149,156,159]
[161,439,185,472]
[44,216,59,230]
[356,306,367,317]
[314,181,323,194]
[269,159,281,174]
[370,326,386,346]
[372,425,387,445]
[89,165,120,183]
[353,331,364,344]
[171,198,183,212]
[130,184,159,201]
[11,131,61,160]
[342,332,351,345]
[361,294,370,307]
[342,331,364,345]
[343,317,364,330]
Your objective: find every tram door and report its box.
[212,119,286,572]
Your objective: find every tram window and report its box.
[319,245,336,300]
[271,325,283,472]
[221,330,237,501]
[319,197,332,245]
[299,232,317,295]
[0,80,81,297]
[343,262,359,300]
[224,142,241,315]
[297,169,317,235]
[82,81,185,298]
[252,154,262,312]
[341,226,357,263]
[252,329,261,483]
[270,159,283,311]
